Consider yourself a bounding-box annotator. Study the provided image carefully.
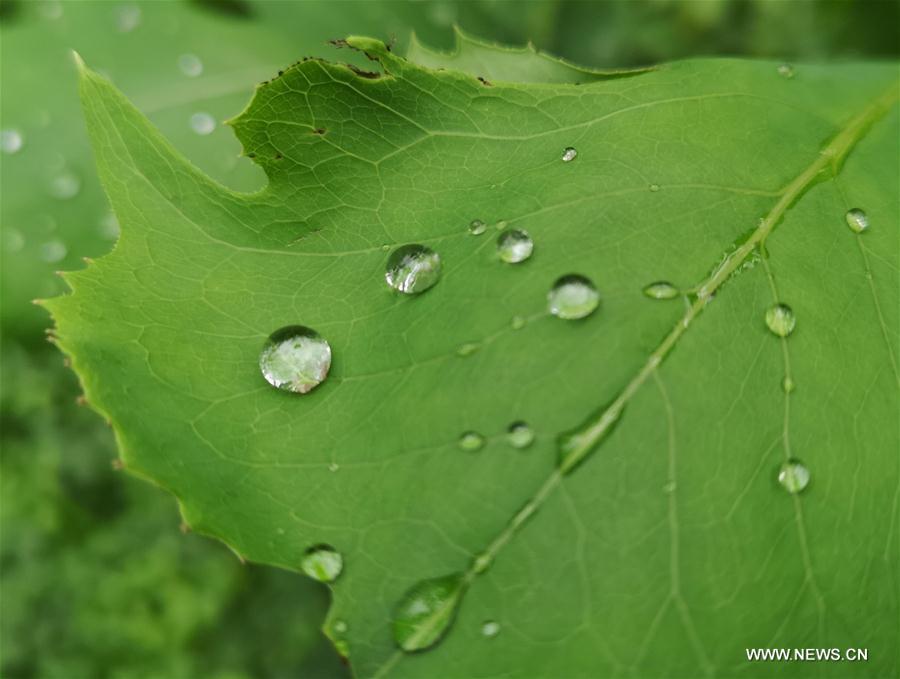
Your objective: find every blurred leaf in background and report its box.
[1,0,897,677]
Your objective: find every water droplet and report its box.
[562,147,577,162]
[300,544,343,583]
[496,229,533,264]
[642,281,679,300]
[456,342,480,357]
[178,54,203,78]
[3,228,25,253]
[506,421,534,449]
[468,219,487,236]
[190,112,216,136]
[765,303,796,337]
[548,274,599,320]
[39,240,67,263]
[1,129,23,154]
[458,431,485,451]
[177,53,204,77]
[49,171,81,200]
[648,183,660,192]
[778,459,810,494]
[328,462,340,472]
[259,326,331,394]
[494,220,508,231]
[782,376,795,393]
[481,621,500,638]
[333,619,348,634]
[777,63,795,79]
[116,3,142,32]
[845,208,868,234]
[385,244,441,294]
[392,573,464,652]
[510,315,526,330]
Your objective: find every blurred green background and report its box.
[1,1,897,677]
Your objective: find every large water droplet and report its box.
[642,281,679,300]
[40,240,67,263]
[49,171,81,200]
[778,459,810,494]
[507,421,534,449]
[481,621,500,638]
[468,219,487,236]
[562,147,577,162]
[548,274,599,320]
[190,112,216,136]
[259,326,331,394]
[497,229,533,264]
[458,431,484,451]
[300,544,343,583]
[392,573,464,652]
[178,53,204,77]
[385,244,441,294]
[845,208,868,234]
[765,303,796,337]
[1,129,23,154]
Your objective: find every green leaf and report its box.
[48,36,899,678]
[405,25,650,83]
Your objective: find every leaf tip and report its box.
[70,49,86,72]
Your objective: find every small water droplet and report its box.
[562,147,577,162]
[116,3,142,32]
[548,274,599,320]
[456,342,480,357]
[510,315,526,330]
[496,229,533,264]
[845,208,868,234]
[506,421,534,449]
[777,63,795,79]
[642,281,679,300]
[385,244,441,294]
[381,244,390,251]
[765,303,796,337]
[177,53,204,77]
[782,376,795,393]
[1,129,23,154]
[392,573,464,652]
[458,431,484,451]
[300,544,343,583]
[328,462,340,472]
[468,219,487,236]
[663,481,676,493]
[259,325,331,394]
[190,112,216,136]
[778,459,810,494]
[49,171,81,200]
[648,183,660,192]
[481,621,500,638]
[494,220,508,231]
[333,619,348,634]
[39,240,67,263]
